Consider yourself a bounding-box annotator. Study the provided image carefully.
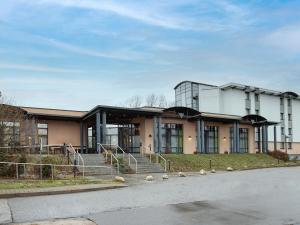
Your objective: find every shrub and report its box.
[268,150,289,162]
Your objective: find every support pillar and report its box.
[96,111,101,152]
[274,125,277,151]
[196,119,201,153]
[31,118,36,153]
[102,111,107,145]
[262,125,268,153]
[236,121,240,153]
[232,122,237,153]
[153,116,158,153]
[80,121,83,153]
[158,117,162,153]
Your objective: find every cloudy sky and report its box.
[0,0,300,110]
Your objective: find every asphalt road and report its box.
[5,167,300,225]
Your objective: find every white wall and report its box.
[221,89,246,116]
[292,99,300,142]
[198,86,221,113]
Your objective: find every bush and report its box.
[41,156,54,178]
[268,150,289,162]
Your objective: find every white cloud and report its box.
[0,62,81,73]
[23,0,253,32]
[264,23,300,52]
[45,38,143,61]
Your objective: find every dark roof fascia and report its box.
[174,81,218,90]
[82,105,162,121]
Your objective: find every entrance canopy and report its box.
[163,107,201,118]
[242,114,278,126]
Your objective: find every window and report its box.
[288,128,292,135]
[280,98,284,106]
[175,82,194,109]
[239,128,249,153]
[281,113,284,120]
[230,127,249,153]
[288,114,292,121]
[161,124,183,154]
[37,123,48,145]
[288,99,291,107]
[288,142,292,149]
[206,126,219,154]
[255,109,259,115]
[281,127,285,135]
[246,92,250,100]
[0,121,20,146]
[255,93,259,102]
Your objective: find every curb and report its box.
[0,184,128,199]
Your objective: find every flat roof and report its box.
[21,106,87,118]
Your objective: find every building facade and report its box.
[175,81,300,156]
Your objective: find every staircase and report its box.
[76,154,117,175]
[129,154,165,174]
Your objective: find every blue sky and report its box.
[0,0,300,110]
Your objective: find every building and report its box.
[175,81,300,157]
[0,102,276,156]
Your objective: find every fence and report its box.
[0,161,115,180]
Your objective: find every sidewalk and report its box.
[0,183,127,199]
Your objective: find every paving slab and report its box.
[0,199,12,224]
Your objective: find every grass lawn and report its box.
[162,153,300,172]
[0,179,119,190]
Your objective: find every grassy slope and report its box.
[0,179,118,190]
[162,154,299,172]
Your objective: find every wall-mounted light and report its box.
[188,136,192,141]
[223,137,227,141]
[148,134,152,138]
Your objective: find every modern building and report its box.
[1,80,299,157]
[175,81,300,156]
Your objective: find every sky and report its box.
[0,0,300,110]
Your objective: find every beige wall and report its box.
[268,141,300,155]
[47,120,81,146]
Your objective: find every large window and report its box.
[37,123,48,145]
[175,82,193,109]
[161,124,183,154]
[230,127,249,153]
[205,126,219,153]
[0,121,20,146]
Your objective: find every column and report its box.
[102,111,107,145]
[236,121,240,153]
[153,116,158,153]
[257,127,261,153]
[274,125,277,151]
[196,119,201,153]
[262,125,268,153]
[232,122,237,153]
[200,120,205,153]
[31,118,36,153]
[96,111,101,152]
[158,117,163,153]
[24,116,29,146]
[80,121,83,153]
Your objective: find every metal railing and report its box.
[97,143,120,174]
[0,144,65,155]
[67,143,85,177]
[156,154,167,172]
[0,161,114,180]
[98,143,138,174]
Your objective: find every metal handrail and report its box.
[97,143,120,174]
[128,153,138,174]
[98,143,109,162]
[156,153,167,172]
[68,143,85,176]
[0,161,113,180]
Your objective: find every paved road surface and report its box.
[6,167,300,225]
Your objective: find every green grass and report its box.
[0,179,119,190]
[162,154,300,172]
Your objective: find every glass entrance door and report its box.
[161,124,183,154]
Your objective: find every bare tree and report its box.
[158,95,168,108]
[124,95,143,108]
[146,93,158,107]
